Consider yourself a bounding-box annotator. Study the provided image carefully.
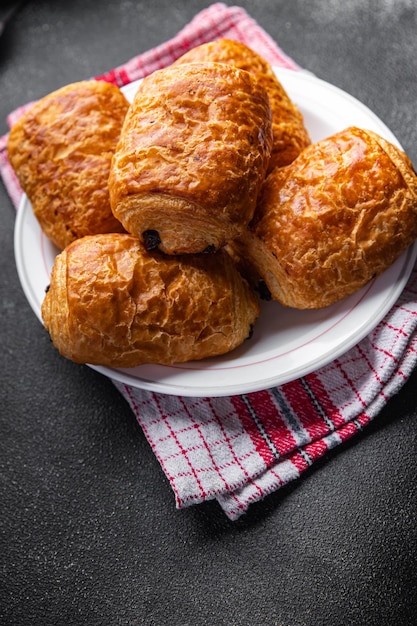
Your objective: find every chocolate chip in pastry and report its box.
[173,38,311,171]
[232,126,417,309]
[109,62,273,255]
[7,80,129,250]
[41,233,260,367]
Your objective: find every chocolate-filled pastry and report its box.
[232,126,417,309]
[41,233,260,367]
[7,80,129,250]
[109,62,272,255]
[173,39,310,171]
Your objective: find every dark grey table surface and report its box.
[1,1,416,625]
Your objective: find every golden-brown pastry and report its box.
[232,126,417,309]
[7,80,129,250]
[173,39,311,171]
[41,233,260,367]
[109,62,272,255]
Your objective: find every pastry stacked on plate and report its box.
[7,39,417,368]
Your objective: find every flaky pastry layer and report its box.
[173,39,311,171]
[41,233,260,367]
[109,62,273,254]
[234,126,417,309]
[7,80,129,250]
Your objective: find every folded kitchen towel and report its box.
[1,3,416,520]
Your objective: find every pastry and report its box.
[7,80,129,250]
[173,38,311,171]
[41,233,260,367]
[232,126,417,308]
[109,62,272,255]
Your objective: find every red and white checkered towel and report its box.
[1,3,416,519]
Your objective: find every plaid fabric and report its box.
[1,2,416,520]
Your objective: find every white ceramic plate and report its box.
[14,68,417,397]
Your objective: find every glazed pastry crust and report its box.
[7,80,129,250]
[173,39,310,171]
[109,62,272,254]
[41,233,260,367]
[236,126,417,309]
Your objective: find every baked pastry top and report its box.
[109,61,273,255]
[235,126,417,308]
[41,233,260,367]
[7,80,129,250]
[173,38,311,171]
